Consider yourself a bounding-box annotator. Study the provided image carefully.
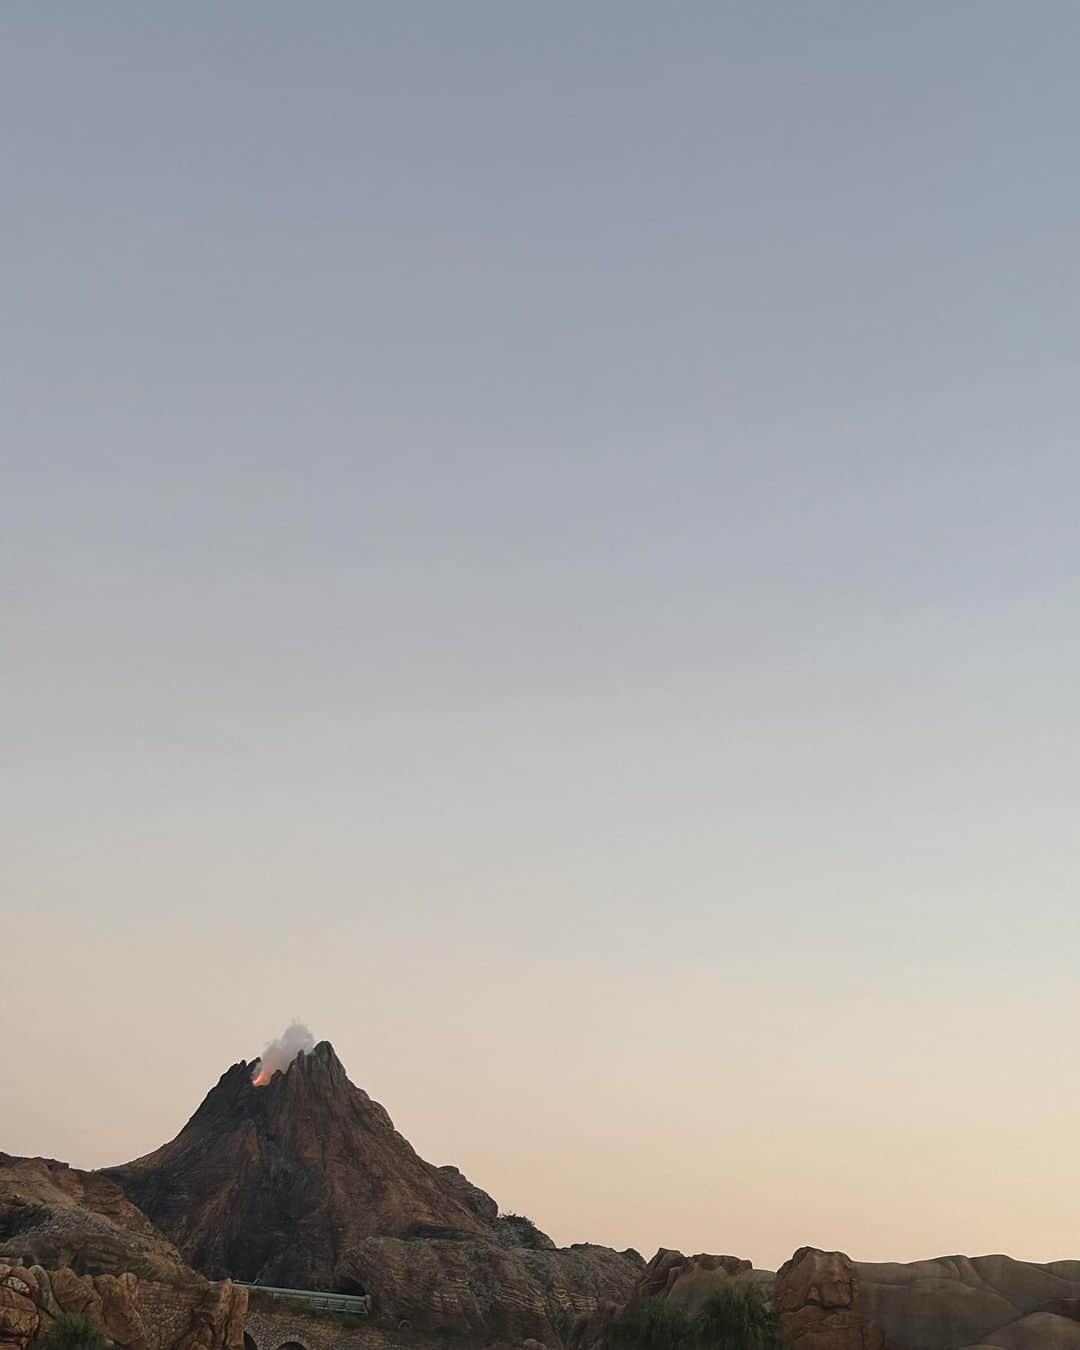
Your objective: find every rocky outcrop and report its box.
[0,1155,191,1284]
[856,1254,1080,1350]
[46,1267,102,1321]
[0,1260,245,1350]
[612,1250,1080,1350]
[0,1266,40,1350]
[345,1234,643,1344]
[95,1273,149,1346]
[171,1281,248,1350]
[775,1248,883,1350]
[103,1042,502,1289]
[554,1247,773,1350]
[627,1248,765,1317]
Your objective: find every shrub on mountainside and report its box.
[611,1283,783,1350]
[611,1297,693,1350]
[43,1314,108,1350]
[695,1285,783,1350]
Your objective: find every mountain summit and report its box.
[104,1040,498,1289]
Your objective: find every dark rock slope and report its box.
[103,1041,498,1288]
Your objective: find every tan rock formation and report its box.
[0,1155,190,1283]
[0,1267,40,1350]
[856,1254,1080,1350]
[628,1249,760,1317]
[50,1268,103,1321]
[171,1281,247,1350]
[28,1269,60,1323]
[774,1248,884,1350]
[0,1260,242,1350]
[93,1272,149,1347]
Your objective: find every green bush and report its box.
[611,1298,693,1350]
[695,1285,783,1350]
[611,1283,783,1350]
[500,1211,537,1228]
[44,1314,108,1350]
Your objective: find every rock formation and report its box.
[0,1155,192,1284]
[0,1260,245,1350]
[103,1041,501,1289]
[627,1248,767,1316]
[747,1247,1080,1350]
[855,1253,1080,1350]
[346,1236,642,1342]
[101,1040,642,1343]
[774,1248,883,1350]
[102,1042,502,1285]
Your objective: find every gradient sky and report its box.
[5,3,1080,1274]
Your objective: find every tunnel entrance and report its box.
[335,1276,367,1296]
[243,1336,258,1350]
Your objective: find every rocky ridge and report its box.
[856,1252,1080,1350]
[0,1156,192,1284]
[614,1246,1080,1350]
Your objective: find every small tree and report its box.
[44,1314,108,1350]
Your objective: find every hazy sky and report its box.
[5,4,1080,1273]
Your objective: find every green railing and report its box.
[238,1284,371,1316]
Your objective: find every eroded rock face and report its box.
[346,1234,643,1345]
[48,1267,102,1321]
[0,1266,40,1350]
[774,1248,884,1350]
[171,1280,248,1350]
[0,1155,191,1284]
[94,1272,149,1347]
[0,1261,245,1350]
[104,1042,502,1290]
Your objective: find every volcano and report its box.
[103,1040,499,1290]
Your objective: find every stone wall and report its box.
[245,1305,444,1350]
[134,1281,204,1350]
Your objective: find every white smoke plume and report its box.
[252,1020,315,1086]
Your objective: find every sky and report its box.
[4,3,1080,1274]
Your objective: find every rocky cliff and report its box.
[348,1235,642,1344]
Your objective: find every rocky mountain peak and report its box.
[102,1041,497,1290]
